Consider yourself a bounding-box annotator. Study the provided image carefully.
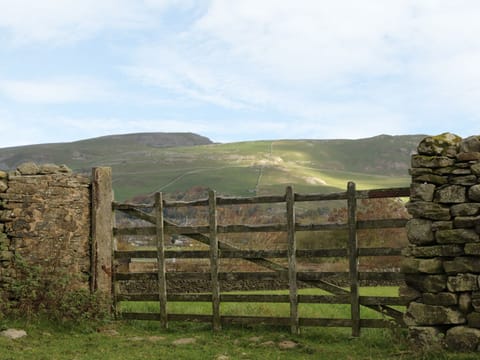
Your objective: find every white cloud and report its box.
[0,0,179,45]
[0,77,112,104]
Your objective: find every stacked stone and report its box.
[403,133,480,351]
[0,169,13,296]
[0,162,92,298]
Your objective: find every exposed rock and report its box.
[444,258,480,274]
[17,162,39,175]
[406,202,451,221]
[453,216,480,228]
[0,180,7,192]
[404,302,465,326]
[278,340,298,350]
[408,327,444,349]
[459,136,480,153]
[406,219,434,245]
[215,355,230,360]
[38,163,61,174]
[471,163,480,175]
[411,155,456,168]
[410,183,436,202]
[260,341,276,347]
[401,258,443,274]
[1,329,27,339]
[435,185,466,204]
[422,292,458,306]
[436,229,479,244]
[468,185,480,202]
[467,312,480,328]
[172,338,196,346]
[405,274,447,293]
[447,273,479,292]
[459,293,473,313]
[417,133,461,157]
[409,245,463,258]
[465,243,480,255]
[445,326,480,351]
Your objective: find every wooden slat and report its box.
[114,247,402,260]
[357,218,408,229]
[163,199,209,208]
[155,192,168,329]
[209,189,221,332]
[113,202,153,210]
[356,187,410,199]
[348,181,360,337]
[217,195,286,205]
[294,192,348,202]
[286,186,299,335]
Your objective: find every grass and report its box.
[2,287,479,360]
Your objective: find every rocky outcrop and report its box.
[405,133,480,352]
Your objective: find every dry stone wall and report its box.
[404,133,480,351]
[0,163,91,297]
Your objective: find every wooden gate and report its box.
[112,182,411,336]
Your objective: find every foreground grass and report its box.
[1,319,478,360]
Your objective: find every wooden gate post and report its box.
[286,186,299,335]
[347,181,360,337]
[209,189,221,332]
[155,192,168,329]
[91,167,114,304]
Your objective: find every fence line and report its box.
[112,183,410,336]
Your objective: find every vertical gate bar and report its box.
[347,181,360,337]
[155,192,168,329]
[111,200,118,319]
[286,186,299,335]
[209,189,221,332]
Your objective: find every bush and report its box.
[0,254,110,324]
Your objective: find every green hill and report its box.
[0,133,425,201]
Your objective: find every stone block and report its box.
[408,327,444,350]
[453,216,480,228]
[435,185,466,204]
[445,326,480,351]
[401,258,444,274]
[406,202,451,221]
[399,285,421,301]
[471,163,480,175]
[410,245,463,258]
[450,175,477,186]
[17,162,40,175]
[405,274,447,293]
[404,302,465,326]
[432,221,453,231]
[467,312,480,328]
[459,135,480,153]
[410,183,436,202]
[469,185,480,202]
[412,155,456,168]
[417,133,461,157]
[465,243,480,255]
[459,293,473,313]
[422,292,458,306]
[414,174,448,185]
[444,257,480,274]
[0,180,7,193]
[436,229,479,244]
[457,152,480,161]
[450,203,480,216]
[406,218,434,245]
[0,170,7,179]
[472,292,480,312]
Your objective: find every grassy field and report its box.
[4,287,470,360]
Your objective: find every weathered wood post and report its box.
[155,192,168,329]
[347,181,360,337]
[91,167,114,305]
[209,189,221,331]
[286,185,299,334]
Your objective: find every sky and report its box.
[1,0,480,148]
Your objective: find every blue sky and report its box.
[1,0,480,148]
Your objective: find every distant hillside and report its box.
[0,132,213,169]
[0,133,425,201]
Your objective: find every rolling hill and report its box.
[0,133,425,201]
